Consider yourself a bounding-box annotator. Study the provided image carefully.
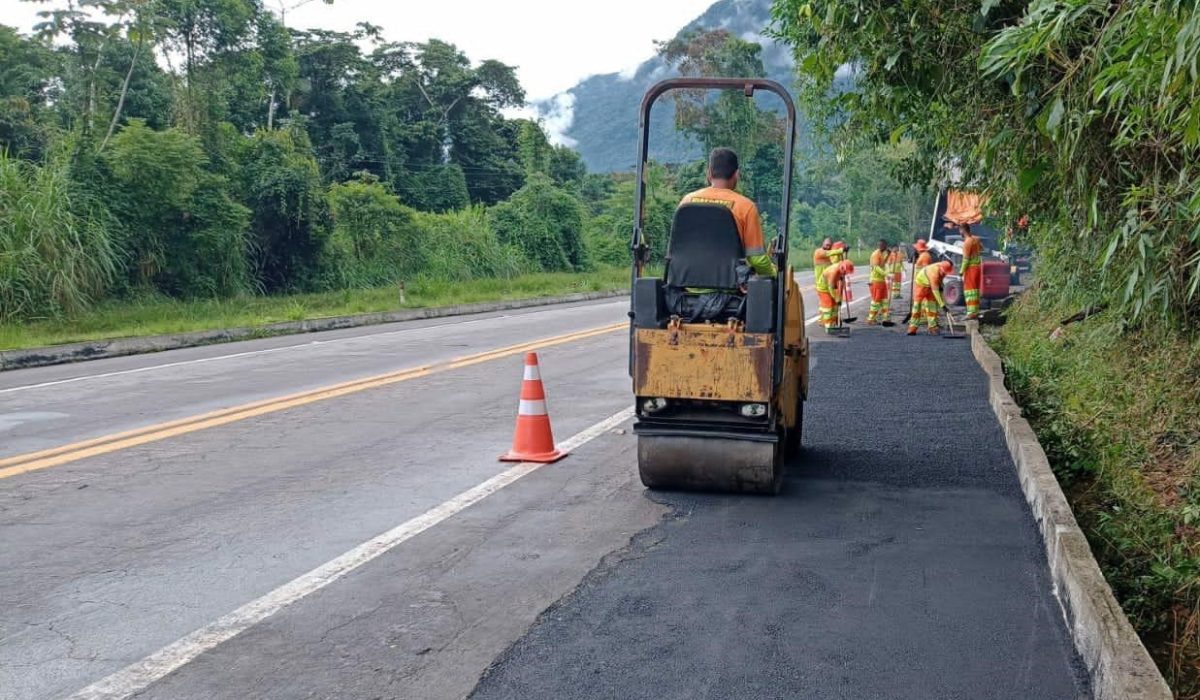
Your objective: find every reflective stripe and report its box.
[523,365,541,381]
[518,399,547,416]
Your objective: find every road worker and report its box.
[829,240,846,265]
[679,147,776,279]
[867,239,891,324]
[816,260,855,334]
[907,260,953,336]
[913,239,932,269]
[959,222,983,320]
[813,237,833,286]
[888,245,904,299]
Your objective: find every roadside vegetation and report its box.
[1,6,922,350]
[771,0,1200,693]
[0,266,628,350]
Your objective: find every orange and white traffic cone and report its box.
[499,352,566,463]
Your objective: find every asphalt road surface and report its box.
[0,272,1090,700]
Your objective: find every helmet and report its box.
[832,241,846,250]
[938,260,953,274]
[840,261,855,275]
[914,239,928,252]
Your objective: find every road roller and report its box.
[628,78,809,495]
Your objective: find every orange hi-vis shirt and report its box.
[817,264,848,301]
[813,247,831,269]
[916,251,932,268]
[961,234,984,271]
[869,249,888,282]
[680,186,775,277]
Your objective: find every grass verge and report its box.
[993,287,1200,698]
[0,267,630,351]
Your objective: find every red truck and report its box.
[924,190,1012,309]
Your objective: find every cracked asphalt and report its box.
[0,280,1091,699]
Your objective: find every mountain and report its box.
[536,0,795,173]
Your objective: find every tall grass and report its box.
[0,150,119,321]
[997,290,1200,697]
[415,206,530,282]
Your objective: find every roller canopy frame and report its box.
[628,78,798,387]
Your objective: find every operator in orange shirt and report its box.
[959,223,984,319]
[678,148,776,279]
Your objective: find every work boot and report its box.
[906,326,918,336]
[928,327,939,336]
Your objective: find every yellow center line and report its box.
[0,322,626,481]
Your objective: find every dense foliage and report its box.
[0,1,603,322]
[773,0,1200,329]
[771,0,1200,691]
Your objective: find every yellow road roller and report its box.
[628,78,809,494]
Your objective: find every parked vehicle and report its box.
[925,189,1012,307]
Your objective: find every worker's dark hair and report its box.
[878,239,888,247]
[960,222,972,233]
[707,148,739,180]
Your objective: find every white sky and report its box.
[0,0,715,101]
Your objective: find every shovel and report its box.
[841,298,858,324]
[942,309,967,339]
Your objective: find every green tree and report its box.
[0,26,58,159]
[233,121,328,291]
[326,172,423,286]
[102,119,250,295]
[489,174,587,272]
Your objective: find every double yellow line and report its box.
[0,322,625,481]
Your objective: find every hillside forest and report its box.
[0,0,927,325]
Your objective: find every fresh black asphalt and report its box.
[469,328,1092,700]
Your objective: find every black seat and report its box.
[657,204,746,323]
[665,204,744,290]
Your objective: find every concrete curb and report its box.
[0,290,629,372]
[967,321,1171,700]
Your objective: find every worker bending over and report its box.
[959,223,983,319]
[816,260,855,334]
[867,239,891,324]
[888,245,904,299]
[813,238,833,284]
[679,148,776,279]
[908,260,953,336]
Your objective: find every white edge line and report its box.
[65,407,634,700]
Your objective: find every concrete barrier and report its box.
[0,290,629,372]
[967,321,1171,700]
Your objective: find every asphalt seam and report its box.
[62,408,635,700]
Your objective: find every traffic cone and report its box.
[499,352,566,463]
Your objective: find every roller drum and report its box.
[637,435,783,494]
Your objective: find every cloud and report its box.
[539,93,578,147]
[618,63,640,81]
